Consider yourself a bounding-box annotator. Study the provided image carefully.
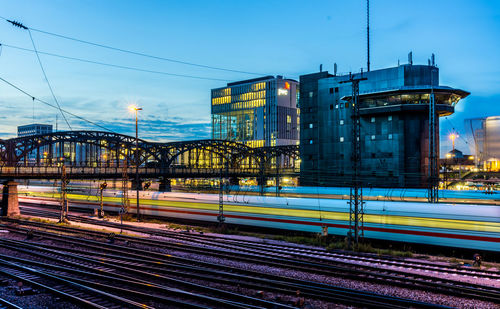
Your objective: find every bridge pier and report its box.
[1,181,20,217]
[159,179,172,192]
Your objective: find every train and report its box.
[17,185,500,252]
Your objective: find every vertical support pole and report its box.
[99,182,107,218]
[135,110,140,221]
[59,165,68,222]
[275,154,280,197]
[218,159,226,224]
[341,73,367,249]
[367,0,370,72]
[122,159,129,213]
[428,68,439,203]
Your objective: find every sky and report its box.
[0,0,499,155]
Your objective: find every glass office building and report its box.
[211,76,299,147]
[299,62,469,188]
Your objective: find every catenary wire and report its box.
[27,29,72,130]
[0,43,230,82]
[0,16,267,76]
[0,76,115,133]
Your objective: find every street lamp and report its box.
[449,133,458,151]
[129,105,142,221]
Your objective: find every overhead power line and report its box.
[5,18,72,130]
[0,16,266,76]
[0,76,115,133]
[0,43,230,81]
[28,29,72,130]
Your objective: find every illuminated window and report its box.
[371,135,376,140]
[340,119,344,125]
[309,92,313,98]
[309,123,313,129]
[388,115,393,121]
[371,117,375,123]
[388,134,393,140]
[340,137,344,142]
[287,115,291,123]
[309,139,313,144]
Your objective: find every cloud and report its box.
[0,95,212,141]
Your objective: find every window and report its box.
[330,104,333,110]
[335,87,339,93]
[287,115,291,123]
[371,153,376,158]
[388,115,393,121]
[371,117,375,123]
[309,123,313,129]
[345,102,349,108]
[340,137,344,142]
[335,104,339,109]
[309,92,314,98]
[329,88,334,94]
[388,134,393,140]
[339,119,344,125]
[371,135,376,140]
[309,139,313,144]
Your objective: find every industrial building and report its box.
[211,76,299,147]
[467,116,500,171]
[17,124,53,137]
[299,59,470,188]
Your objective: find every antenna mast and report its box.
[367,0,370,72]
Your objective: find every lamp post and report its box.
[449,133,458,151]
[130,106,142,221]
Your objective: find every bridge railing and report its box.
[0,166,299,178]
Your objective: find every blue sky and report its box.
[0,0,499,155]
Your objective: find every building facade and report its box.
[299,63,469,188]
[469,116,500,171]
[211,76,299,147]
[17,124,53,137]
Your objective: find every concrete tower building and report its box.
[299,61,469,188]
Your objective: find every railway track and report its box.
[0,217,452,308]
[20,205,500,282]
[7,210,500,306]
[0,297,22,309]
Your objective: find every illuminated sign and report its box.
[284,82,290,90]
[278,88,288,96]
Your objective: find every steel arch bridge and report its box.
[0,131,299,180]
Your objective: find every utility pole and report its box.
[218,160,228,224]
[341,72,367,248]
[428,68,439,203]
[132,107,142,221]
[121,159,129,233]
[59,164,68,223]
[121,159,129,213]
[367,0,370,72]
[99,182,107,218]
